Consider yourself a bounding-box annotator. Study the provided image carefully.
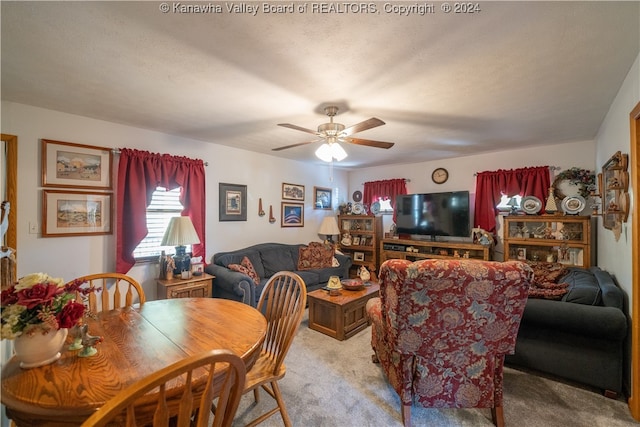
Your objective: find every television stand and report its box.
[380,238,493,263]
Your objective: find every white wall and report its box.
[595,52,640,304]
[1,101,348,300]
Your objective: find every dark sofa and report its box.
[205,242,352,307]
[505,266,628,397]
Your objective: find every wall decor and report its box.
[552,167,595,199]
[42,139,113,189]
[42,190,112,237]
[282,183,305,201]
[601,151,629,240]
[281,202,304,227]
[353,252,365,262]
[314,186,332,209]
[219,183,247,221]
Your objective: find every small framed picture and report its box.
[219,183,247,221]
[282,183,305,201]
[191,262,204,276]
[354,252,365,262]
[313,186,332,209]
[352,236,361,246]
[516,247,527,261]
[281,202,304,227]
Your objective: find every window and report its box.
[132,187,189,260]
[378,198,393,213]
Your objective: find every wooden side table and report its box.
[156,273,214,299]
[307,283,379,341]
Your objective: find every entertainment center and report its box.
[380,238,492,263]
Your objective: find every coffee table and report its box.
[307,282,380,341]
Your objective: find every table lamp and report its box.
[161,216,201,277]
[318,216,340,244]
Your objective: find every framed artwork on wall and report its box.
[219,183,247,221]
[42,190,112,237]
[314,186,332,209]
[41,139,113,189]
[282,183,305,201]
[281,202,304,227]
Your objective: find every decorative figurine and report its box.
[78,324,103,358]
[359,265,371,282]
[68,323,84,351]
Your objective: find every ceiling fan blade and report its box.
[341,117,385,136]
[343,137,395,149]
[278,123,320,136]
[272,141,317,151]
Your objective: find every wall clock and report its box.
[431,168,449,184]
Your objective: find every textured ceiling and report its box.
[2,1,639,169]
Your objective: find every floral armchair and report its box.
[366,259,531,427]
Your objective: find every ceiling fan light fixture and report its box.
[315,142,347,162]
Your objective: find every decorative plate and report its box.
[520,196,542,215]
[352,190,362,202]
[341,279,364,291]
[352,202,364,215]
[561,195,586,215]
[370,201,380,215]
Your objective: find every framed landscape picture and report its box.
[314,186,332,210]
[42,190,112,237]
[42,139,113,189]
[281,202,304,227]
[219,183,247,221]
[282,183,305,201]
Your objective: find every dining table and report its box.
[1,298,267,427]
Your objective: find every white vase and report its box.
[14,328,68,369]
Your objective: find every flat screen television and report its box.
[395,191,471,240]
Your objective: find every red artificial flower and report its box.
[56,301,86,329]
[1,285,19,306]
[16,283,60,310]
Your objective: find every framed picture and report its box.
[191,262,204,276]
[314,186,332,209]
[281,202,304,227]
[42,139,113,189]
[352,236,361,246]
[219,183,247,221]
[42,190,112,237]
[354,252,365,262]
[282,183,305,201]
[516,247,527,261]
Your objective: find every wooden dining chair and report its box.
[238,271,307,427]
[67,272,146,313]
[81,349,246,427]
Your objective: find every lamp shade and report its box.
[161,216,201,247]
[318,216,340,237]
[315,142,348,162]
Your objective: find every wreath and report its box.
[553,167,595,199]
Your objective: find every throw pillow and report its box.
[297,242,334,270]
[228,256,260,285]
[525,261,570,300]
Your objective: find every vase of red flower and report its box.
[1,272,94,368]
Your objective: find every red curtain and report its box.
[116,148,206,274]
[474,166,550,234]
[363,179,407,223]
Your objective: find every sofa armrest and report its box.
[522,299,628,340]
[205,264,256,306]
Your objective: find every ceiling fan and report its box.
[273,106,394,161]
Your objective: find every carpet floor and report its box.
[232,310,639,427]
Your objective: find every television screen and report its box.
[395,191,470,239]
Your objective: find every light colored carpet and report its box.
[232,311,639,426]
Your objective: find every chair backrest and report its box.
[257,271,307,373]
[68,273,146,313]
[378,258,531,408]
[81,349,246,427]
